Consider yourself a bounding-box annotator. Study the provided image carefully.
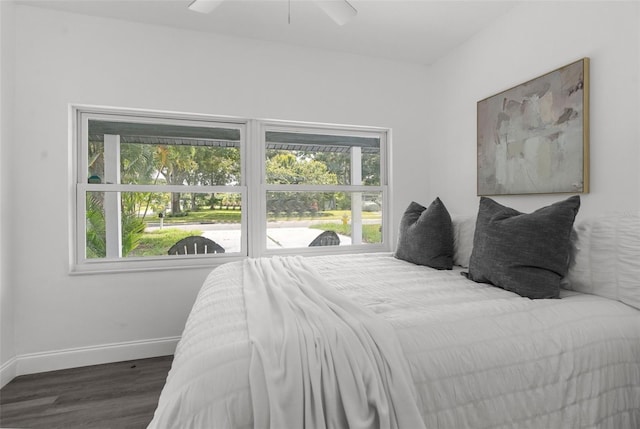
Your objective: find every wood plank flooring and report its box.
[0,355,173,429]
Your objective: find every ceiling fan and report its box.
[188,0,358,26]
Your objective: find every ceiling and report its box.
[18,0,517,65]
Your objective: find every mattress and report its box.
[148,253,640,428]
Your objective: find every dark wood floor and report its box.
[0,355,173,429]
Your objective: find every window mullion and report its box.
[263,184,382,192]
[104,134,122,258]
[350,146,362,246]
[248,119,266,257]
[81,184,242,193]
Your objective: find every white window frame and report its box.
[256,120,390,257]
[70,106,391,274]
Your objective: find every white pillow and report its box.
[563,214,640,309]
[451,215,476,268]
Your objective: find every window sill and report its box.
[69,254,245,275]
[69,245,389,275]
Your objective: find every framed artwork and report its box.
[477,58,589,195]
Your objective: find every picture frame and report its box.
[477,58,589,196]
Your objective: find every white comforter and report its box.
[149,253,640,429]
[244,256,424,429]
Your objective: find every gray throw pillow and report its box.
[395,198,454,270]
[465,196,580,299]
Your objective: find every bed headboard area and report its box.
[562,214,640,309]
[452,209,640,309]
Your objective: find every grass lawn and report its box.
[128,228,202,257]
[129,209,383,256]
[162,209,241,224]
[157,208,381,225]
[310,222,382,244]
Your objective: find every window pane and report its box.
[85,191,242,259]
[85,191,106,259]
[362,151,381,186]
[87,120,241,186]
[265,132,380,186]
[266,191,382,249]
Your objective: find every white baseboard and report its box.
[0,336,179,389]
[0,356,17,389]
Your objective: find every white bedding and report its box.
[148,253,640,429]
[244,256,424,429]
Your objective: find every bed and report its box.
[148,201,640,429]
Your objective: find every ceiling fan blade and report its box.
[315,0,357,26]
[187,0,358,26]
[188,0,224,14]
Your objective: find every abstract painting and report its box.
[477,58,589,195]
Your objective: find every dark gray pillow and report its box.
[395,198,453,270]
[465,196,580,299]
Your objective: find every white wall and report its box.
[7,5,429,374]
[0,0,16,386]
[638,2,640,204]
[426,1,640,216]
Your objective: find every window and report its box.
[261,125,386,253]
[72,107,389,273]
